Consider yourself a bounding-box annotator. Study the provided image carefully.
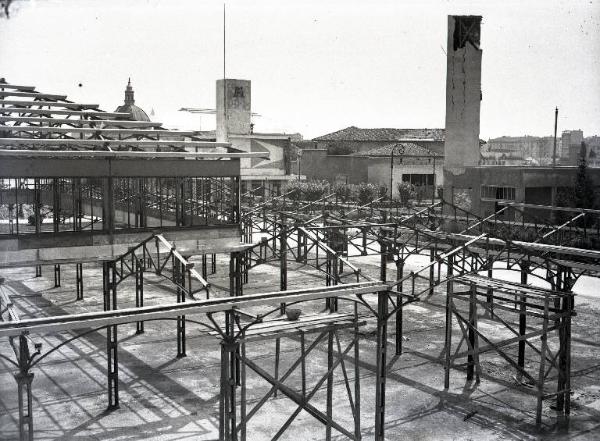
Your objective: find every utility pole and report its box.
[551,106,559,224]
[552,107,558,167]
[390,149,394,200]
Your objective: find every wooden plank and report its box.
[0,91,67,100]
[0,138,231,148]
[0,126,195,137]
[0,155,241,178]
[0,84,36,91]
[0,108,131,118]
[0,100,99,109]
[456,274,566,299]
[0,116,162,127]
[0,282,385,337]
[501,201,600,215]
[242,320,365,343]
[0,150,263,161]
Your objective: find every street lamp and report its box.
[389,144,406,201]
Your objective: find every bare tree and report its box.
[1,0,16,19]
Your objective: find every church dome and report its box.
[115,78,151,122]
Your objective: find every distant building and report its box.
[115,78,151,122]
[585,136,600,167]
[312,126,445,156]
[481,135,556,166]
[562,130,584,165]
[215,79,301,195]
[301,141,442,199]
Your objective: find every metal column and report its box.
[102,261,119,409]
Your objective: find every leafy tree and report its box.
[574,142,596,210]
[396,182,416,207]
[357,183,378,206]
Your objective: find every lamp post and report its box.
[389,144,405,201]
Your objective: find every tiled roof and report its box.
[353,142,443,157]
[313,126,445,142]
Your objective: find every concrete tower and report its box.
[216,79,251,142]
[443,16,482,210]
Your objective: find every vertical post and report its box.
[230,251,243,298]
[518,262,528,376]
[175,258,186,358]
[552,107,558,168]
[75,263,84,301]
[467,282,479,381]
[536,296,550,427]
[379,241,387,282]
[35,265,41,278]
[280,221,287,314]
[202,254,208,279]
[330,254,339,312]
[53,264,61,288]
[15,335,34,441]
[396,257,404,355]
[240,335,247,441]
[354,303,361,440]
[487,258,494,318]
[135,258,144,334]
[428,247,435,296]
[325,330,334,441]
[444,254,454,390]
[556,268,573,416]
[374,290,388,441]
[103,260,119,409]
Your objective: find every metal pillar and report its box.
[220,309,238,441]
[280,222,287,314]
[467,282,480,382]
[354,303,362,440]
[444,254,454,390]
[53,264,61,288]
[102,261,119,409]
[15,335,34,441]
[201,254,208,279]
[230,251,243,297]
[396,257,404,355]
[75,263,83,301]
[556,267,573,416]
[135,258,144,334]
[428,247,435,296]
[518,262,528,376]
[374,290,388,441]
[326,329,334,440]
[35,265,41,278]
[486,258,494,318]
[175,258,186,358]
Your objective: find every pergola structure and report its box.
[236,185,599,435]
[1,79,599,441]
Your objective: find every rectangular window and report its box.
[481,185,516,200]
[401,174,434,186]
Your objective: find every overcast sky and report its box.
[1,0,599,139]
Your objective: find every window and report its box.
[481,185,516,201]
[402,174,434,186]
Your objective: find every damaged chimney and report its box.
[443,15,482,210]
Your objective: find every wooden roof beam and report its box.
[0,126,196,137]
[0,83,36,91]
[0,137,233,148]
[0,149,267,159]
[0,116,162,127]
[0,108,132,118]
[0,282,385,337]
[0,91,67,100]
[0,100,99,109]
